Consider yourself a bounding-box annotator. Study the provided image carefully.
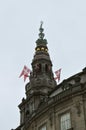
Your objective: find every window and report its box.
[34,63,41,72]
[45,64,48,72]
[60,113,71,130]
[39,124,46,130]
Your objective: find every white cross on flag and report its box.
[54,68,61,82]
[19,65,31,82]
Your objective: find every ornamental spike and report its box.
[39,21,44,39]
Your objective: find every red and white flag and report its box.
[19,65,31,82]
[54,68,61,82]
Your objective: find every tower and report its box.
[12,23,86,130]
[26,22,56,96]
[17,23,57,130]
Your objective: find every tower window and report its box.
[45,64,51,72]
[45,64,48,72]
[34,63,41,72]
[45,48,48,52]
[41,47,45,51]
[36,48,40,51]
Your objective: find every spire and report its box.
[39,21,44,39]
[36,21,47,46]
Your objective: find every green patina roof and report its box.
[36,21,48,46]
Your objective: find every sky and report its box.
[0,0,86,130]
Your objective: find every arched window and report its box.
[45,64,51,72]
[35,63,41,72]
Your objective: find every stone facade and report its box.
[12,24,86,130]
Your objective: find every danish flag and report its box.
[54,68,61,82]
[19,65,31,82]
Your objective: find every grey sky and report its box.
[0,0,86,130]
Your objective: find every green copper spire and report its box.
[36,21,47,46]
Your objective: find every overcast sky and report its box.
[0,0,86,130]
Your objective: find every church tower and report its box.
[14,23,57,130]
[26,22,56,96]
[12,23,86,130]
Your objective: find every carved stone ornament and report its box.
[75,100,82,116]
[48,110,54,126]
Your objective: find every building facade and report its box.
[12,24,86,130]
